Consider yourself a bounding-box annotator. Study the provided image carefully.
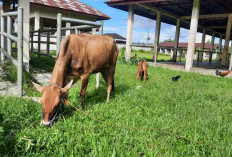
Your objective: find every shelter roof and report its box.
[105,0,232,39]
[104,33,126,40]
[159,42,219,49]
[30,0,110,20]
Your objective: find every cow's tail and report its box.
[112,41,119,65]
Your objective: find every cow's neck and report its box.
[50,58,68,87]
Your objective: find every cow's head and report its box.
[32,80,73,126]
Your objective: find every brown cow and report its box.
[136,60,148,81]
[32,34,118,126]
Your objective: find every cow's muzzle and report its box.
[40,120,51,126]
[40,101,65,126]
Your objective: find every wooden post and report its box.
[199,28,206,61]
[173,19,180,62]
[185,0,201,71]
[221,14,232,67]
[125,5,134,61]
[18,0,30,72]
[209,32,215,64]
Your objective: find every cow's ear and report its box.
[32,81,44,93]
[61,79,73,93]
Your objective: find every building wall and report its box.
[30,5,96,21]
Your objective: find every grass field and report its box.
[1,55,232,156]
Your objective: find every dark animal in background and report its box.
[136,60,148,81]
[216,69,231,77]
[172,75,181,82]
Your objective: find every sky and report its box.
[81,0,221,44]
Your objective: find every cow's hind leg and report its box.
[101,69,115,103]
[80,74,90,109]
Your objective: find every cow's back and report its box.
[65,34,118,74]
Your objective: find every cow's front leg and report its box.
[80,75,90,109]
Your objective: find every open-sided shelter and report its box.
[105,0,232,71]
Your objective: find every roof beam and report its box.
[180,13,229,20]
[105,0,171,6]
[206,26,227,29]
[137,3,222,36]
[137,3,179,19]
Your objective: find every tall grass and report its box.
[0,61,232,156]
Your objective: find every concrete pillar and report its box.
[185,0,201,71]
[65,22,71,36]
[154,11,161,65]
[96,21,103,89]
[1,0,11,62]
[125,5,134,61]
[18,0,30,72]
[217,34,223,60]
[92,28,96,34]
[199,28,206,61]
[229,41,232,70]
[219,34,223,53]
[221,14,232,67]
[173,19,180,62]
[209,32,215,63]
[34,10,40,31]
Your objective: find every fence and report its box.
[0,8,23,96]
[30,29,57,61]
[30,14,103,88]
[57,13,103,88]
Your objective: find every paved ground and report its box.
[0,69,52,97]
[33,73,52,86]
[149,61,232,77]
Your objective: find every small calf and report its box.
[136,60,148,81]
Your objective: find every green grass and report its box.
[1,61,232,156]
[129,48,186,62]
[30,53,55,73]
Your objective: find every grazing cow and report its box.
[32,34,118,126]
[136,60,148,81]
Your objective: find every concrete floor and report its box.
[148,61,232,77]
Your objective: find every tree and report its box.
[206,39,211,43]
[163,38,175,42]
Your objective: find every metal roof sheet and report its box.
[30,0,110,20]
